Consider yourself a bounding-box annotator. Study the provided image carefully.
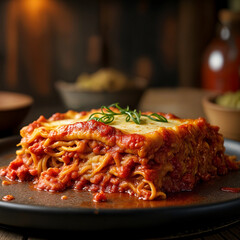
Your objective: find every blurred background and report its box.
[0,0,239,111]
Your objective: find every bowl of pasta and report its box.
[56,68,147,110]
[202,91,240,141]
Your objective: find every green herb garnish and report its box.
[88,103,168,124]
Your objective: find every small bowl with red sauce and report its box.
[202,93,240,141]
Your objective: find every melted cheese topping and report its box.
[43,116,89,128]
[109,115,185,134]
[43,113,186,135]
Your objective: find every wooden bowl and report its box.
[0,92,33,135]
[202,95,240,141]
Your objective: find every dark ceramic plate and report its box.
[0,136,240,236]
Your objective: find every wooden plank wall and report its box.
[0,0,222,104]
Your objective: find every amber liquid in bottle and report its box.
[202,10,240,93]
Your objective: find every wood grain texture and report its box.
[0,228,22,240]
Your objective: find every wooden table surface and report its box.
[0,88,239,240]
[139,87,212,119]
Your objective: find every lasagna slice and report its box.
[1,107,238,201]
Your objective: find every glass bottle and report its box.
[202,10,240,93]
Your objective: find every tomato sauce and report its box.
[221,187,240,193]
[93,191,107,202]
[2,194,15,201]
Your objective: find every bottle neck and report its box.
[219,21,240,40]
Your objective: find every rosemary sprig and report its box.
[88,103,168,124]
